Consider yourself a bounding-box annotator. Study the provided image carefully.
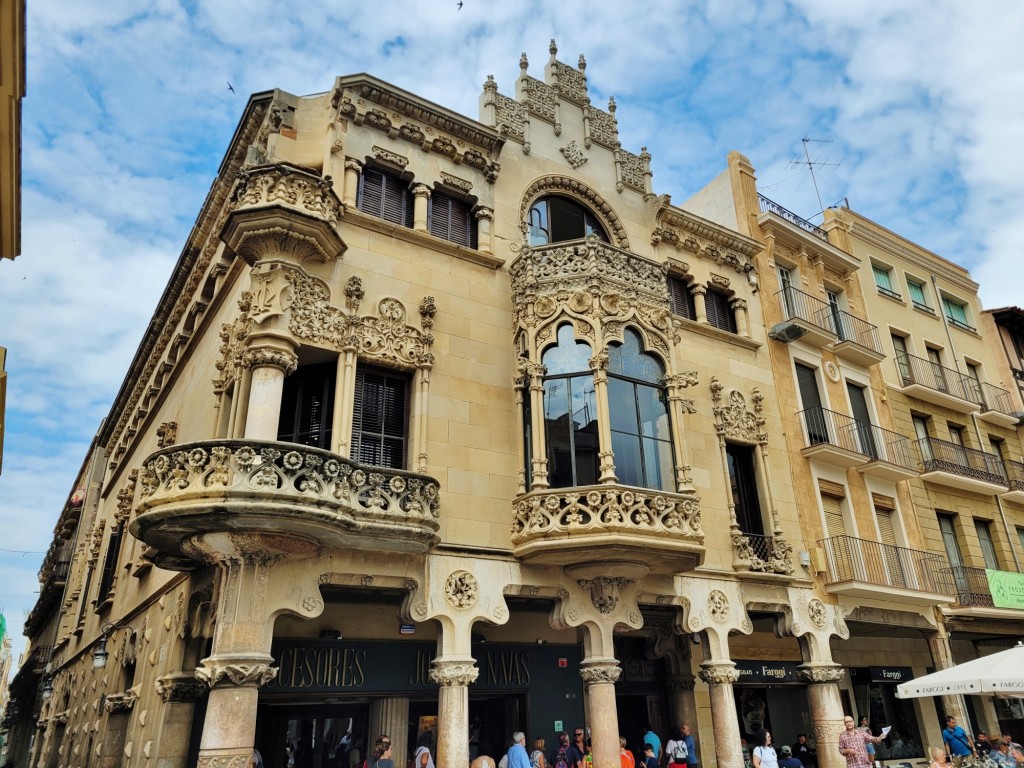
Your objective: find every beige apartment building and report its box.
[7,45,1023,768]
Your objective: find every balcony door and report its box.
[892,334,911,384]
[847,382,878,459]
[778,266,796,318]
[828,290,844,339]
[927,348,948,392]
[938,514,968,597]
[875,501,908,588]
[797,364,828,444]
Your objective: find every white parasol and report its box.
[896,642,1024,698]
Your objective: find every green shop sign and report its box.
[986,569,1024,609]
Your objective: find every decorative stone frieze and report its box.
[429,660,479,687]
[577,577,631,614]
[155,422,177,448]
[230,163,342,227]
[710,377,766,445]
[197,753,251,768]
[579,661,622,684]
[616,147,649,193]
[155,672,208,703]
[195,659,278,689]
[439,172,472,192]
[371,145,408,169]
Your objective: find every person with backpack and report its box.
[554,732,580,768]
[665,728,689,766]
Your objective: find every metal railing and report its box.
[776,285,836,333]
[945,315,978,333]
[832,307,883,354]
[916,437,1008,486]
[895,352,984,404]
[980,381,1016,416]
[876,284,902,301]
[737,532,793,575]
[758,194,830,242]
[944,565,994,607]
[1005,460,1024,493]
[912,299,935,314]
[798,407,917,470]
[820,535,954,595]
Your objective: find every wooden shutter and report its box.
[430,191,476,248]
[357,168,385,217]
[352,368,407,469]
[668,277,695,319]
[706,289,737,332]
[820,491,846,539]
[876,508,898,547]
[358,168,411,226]
[97,521,124,603]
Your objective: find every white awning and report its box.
[895,642,1024,698]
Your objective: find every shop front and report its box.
[733,661,811,757]
[849,666,925,762]
[255,639,585,767]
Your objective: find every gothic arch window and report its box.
[542,325,599,488]
[606,328,674,491]
[528,195,608,246]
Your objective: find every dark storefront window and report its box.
[851,668,924,760]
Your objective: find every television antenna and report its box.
[787,138,841,218]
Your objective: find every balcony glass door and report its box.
[778,266,796,318]
[797,364,828,444]
[847,383,878,459]
[892,334,911,384]
[828,290,844,339]
[939,514,969,597]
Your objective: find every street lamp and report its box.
[92,620,123,669]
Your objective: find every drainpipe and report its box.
[931,275,1021,572]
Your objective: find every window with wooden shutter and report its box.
[352,367,408,469]
[96,521,124,606]
[705,288,737,333]
[820,490,846,539]
[278,362,337,450]
[874,500,907,587]
[668,276,695,320]
[357,167,413,227]
[428,191,477,248]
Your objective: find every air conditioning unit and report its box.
[769,321,808,344]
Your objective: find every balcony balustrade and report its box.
[831,308,885,366]
[774,285,838,348]
[894,353,983,413]
[945,565,995,608]
[758,195,830,242]
[798,407,918,479]
[510,484,704,574]
[819,535,954,604]
[978,381,1020,427]
[733,531,793,576]
[131,439,441,568]
[917,437,1008,493]
[1003,460,1024,503]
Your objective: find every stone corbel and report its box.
[552,564,646,660]
[103,688,139,715]
[155,671,209,703]
[776,587,849,667]
[676,578,752,666]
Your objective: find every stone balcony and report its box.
[510,484,704,574]
[131,439,441,568]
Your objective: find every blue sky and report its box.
[2,0,1024,667]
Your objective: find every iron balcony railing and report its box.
[820,535,954,595]
[799,407,918,471]
[1006,460,1024,493]
[832,308,883,355]
[758,194,830,242]
[738,532,793,575]
[776,285,835,333]
[916,437,1008,486]
[980,381,1016,416]
[944,565,994,607]
[894,352,984,405]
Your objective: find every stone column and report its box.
[343,159,362,208]
[581,660,622,768]
[927,632,970,728]
[413,184,431,232]
[370,697,410,768]
[430,659,478,768]
[692,285,708,324]
[801,665,846,768]
[664,372,699,492]
[154,673,209,768]
[242,341,298,440]
[700,662,743,768]
[589,352,618,484]
[667,676,700,759]
[730,299,750,338]
[475,207,494,254]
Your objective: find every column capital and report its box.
[344,158,363,172]
[196,653,278,690]
[429,659,479,687]
[475,206,494,221]
[242,345,298,375]
[799,663,845,684]
[580,659,622,684]
[691,284,708,296]
[156,671,209,703]
[699,661,739,686]
[412,183,432,199]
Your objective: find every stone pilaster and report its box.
[700,662,743,768]
[370,697,410,768]
[692,285,708,324]
[927,632,971,729]
[430,659,479,768]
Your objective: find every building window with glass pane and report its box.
[351,367,408,470]
[278,362,337,450]
[606,329,674,491]
[873,264,899,299]
[543,325,599,488]
[942,296,975,331]
[907,279,930,310]
[528,195,608,246]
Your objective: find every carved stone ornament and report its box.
[155,672,208,703]
[195,660,279,689]
[115,469,139,522]
[242,346,299,375]
[579,662,622,684]
[103,690,138,714]
[444,570,479,609]
[560,140,588,169]
[616,147,649,193]
[371,145,409,169]
[197,752,252,768]
[699,663,740,686]
[799,664,846,684]
[708,590,730,623]
[578,576,631,614]
[812,720,846,747]
[230,163,341,226]
[440,172,472,192]
[155,421,178,448]
[807,598,828,629]
[710,377,767,446]
[518,177,629,249]
[429,660,480,687]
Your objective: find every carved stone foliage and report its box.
[155,421,177,448]
[616,147,649,193]
[439,172,472,192]
[560,140,588,169]
[807,598,828,628]
[799,664,846,684]
[444,571,479,609]
[116,469,139,522]
[699,663,740,685]
[511,486,703,543]
[195,660,279,689]
[651,228,755,276]
[519,177,629,249]
[731,532,794,576]
[490,84,527,143]
[371,145,408,169]
[429,660,480,687]
[578,577,630,614]
[709,377,767,446]
[230,163,341,226]
[136,440,441,545]
[708,590,730,622]
[197,753,252,768]
[579,662,622,684]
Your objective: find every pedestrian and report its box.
[642,726,662,763]
[791,735,815,768]
[641,744,659,768]
[375,742,396,768]
[413,731,435,768]
[619,737,635,768]
[665,728,689,766]
[751,730,778,768]
[778,745,803,768]
[839,715,885,768]
[942,716,975,767]
[507,732,531,768]
[531,738,548,768]
[929,746,947,768]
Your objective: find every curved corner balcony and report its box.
[131,440,441,567]
[510,484,704,574]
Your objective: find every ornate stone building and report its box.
[9,43,1023,768]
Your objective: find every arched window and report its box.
[528,195,608,246]
[607,329,673,491]
[543,325,598,488]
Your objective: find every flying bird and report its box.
[227,81,236,94]
[457,1,463,8]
